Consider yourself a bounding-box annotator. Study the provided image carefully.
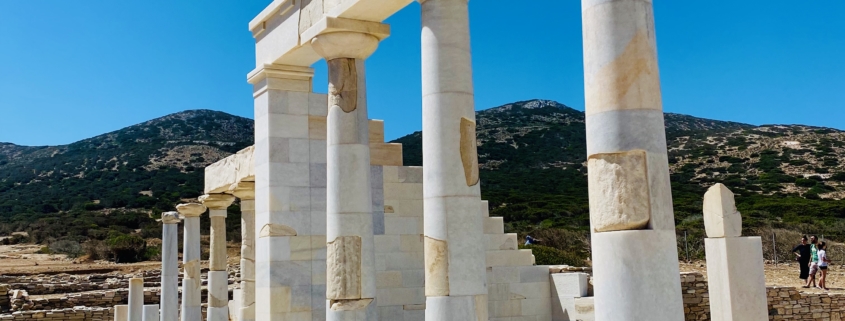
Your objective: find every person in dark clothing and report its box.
[793,235,812,282]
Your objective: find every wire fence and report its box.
[676,229,845,264]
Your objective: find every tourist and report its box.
[525,235,535,246]
[818,242,831,291]
[804,235,819,288]
[793,236,812,282]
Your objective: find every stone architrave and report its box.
[230,182,256,321]
[175,203,207,321]
[159,212,180,321]
[420,0,489,319]
[581,0,684,319]
[128,278,144,321]
[306,17,387,320]
[703,184,767,321]
[199,194,236,321]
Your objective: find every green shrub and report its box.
[105,233,147,263]
[795,179,818,188]
[49,239,83,258]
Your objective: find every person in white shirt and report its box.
[818,241,831,291]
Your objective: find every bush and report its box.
[49,240,83,258]
[105,234,147,263]
[796,179,818,188]
[83,240,110,261]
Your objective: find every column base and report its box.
[141,305,159,321]
[425,295,487,321]
[326,299,377,321]
[208,271,229,307]
[180,307,201,321]
[207,306,229,321]
[591,229,684,321]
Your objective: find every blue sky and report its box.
[1,0,843,146]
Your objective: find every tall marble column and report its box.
[581,0,684,320]
[199,194,236,321]
[420,0,489,319]
[310,23,383,320]
[230,182,256,321]
[160,212,180,321]
[175,203,207,321]
[128,278,144,321]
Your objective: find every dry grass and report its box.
[680,261,845,294]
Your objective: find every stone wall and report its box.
[0,306,216,321]
[680,272,845,321]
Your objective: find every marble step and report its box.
[486,249,535,268]
[483,217,504,235]
[480,200,490,218]
[485,233,518,251]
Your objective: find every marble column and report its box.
[142,305,160,321]
[114,305,129,321]
[128,278,144,321]
[231,182,256,321]
[703,184,767,321]
[175,203,207,321]
[199,194,236,321]
[581,0,684,320]
[311,25,382,320]
[420,0,488,319]
[159,211,180,321]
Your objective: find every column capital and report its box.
[160,211,181,224]
[199,194,236,210]
[176,203,207,218]
[229,181,256,200]
[247,64,314,96]
[303,17,390,60]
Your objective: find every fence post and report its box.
[772,232,778,265]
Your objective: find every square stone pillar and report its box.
[247,63,325,321]
[703,184,767,321]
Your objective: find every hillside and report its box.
[392,100,845,233]
[2,101,845,245]
[0,110,253,242]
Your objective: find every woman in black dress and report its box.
[793,235,812,282]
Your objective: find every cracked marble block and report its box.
[703,184,742,238]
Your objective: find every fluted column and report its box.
[175,203,207,321]
[199,194,236,321]
[160,212,180,321]
[310,20,384,320]
[581,0,684,320]
[231,182,256,321]
[420,0,488,319]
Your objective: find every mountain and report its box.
[2,100,844,243]
[0,110,253,241]
[392,99,845,232]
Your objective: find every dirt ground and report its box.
[3,243,842,295]
[680,261,845,294]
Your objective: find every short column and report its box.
[231,182,256,321]
[128,278,144,321]
[308,18,388,320]
[142,305,160,321]
[176,203,207,321]
[200,194,236,321]
[703,184,767,321]
[159,212,181,321]
[581,0,684,320]
[420,0,489,319]
[114,305,129,321]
